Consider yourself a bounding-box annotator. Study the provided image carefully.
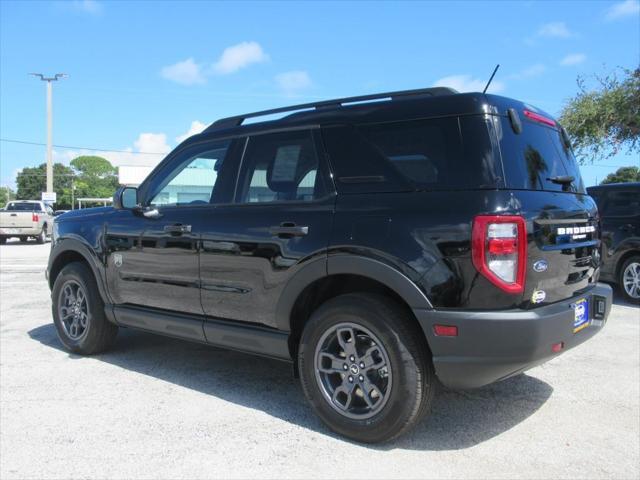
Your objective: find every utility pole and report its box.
[29,73,67,195]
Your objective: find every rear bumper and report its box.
[0,226,40,236]
[414,282,612,389]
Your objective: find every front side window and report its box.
[603,190,640,217]
[149,141,230,207]
[237,130,327,203]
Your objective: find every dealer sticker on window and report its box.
[572,298,590,333]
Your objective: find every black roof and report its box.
[187,88,555,143]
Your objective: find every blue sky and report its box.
[1,0,639,189]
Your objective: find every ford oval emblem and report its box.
[533,260,548,272]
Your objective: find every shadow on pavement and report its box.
[28,322,553,451]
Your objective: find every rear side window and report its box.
[323,115,501,193]
[601,189,640,217]
[497,116,585,193]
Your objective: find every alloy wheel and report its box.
[58,280,90,340]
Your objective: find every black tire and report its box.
[36,225,47,244]
[619,255,640,304]
[52,262,118,354]
[0,237,6,245]
[298,293,435,443]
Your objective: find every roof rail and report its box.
[203,86,458,132]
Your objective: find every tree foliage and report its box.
[16,163,75,209]
[13,156,118,209]
[559,67,640,163]
[600,166,640,185]
[0,186,14,208]
[70,156,119,201]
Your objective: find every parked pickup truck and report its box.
[0,200,54,244]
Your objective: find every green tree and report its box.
[600,166,640,184]
[0,186,14,208]
[559,67,640,164]
[70,156,118,200]
[15,163,74,209]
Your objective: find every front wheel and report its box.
[298,293,435,443]
[52,262,118,354]
[620,255,640,304]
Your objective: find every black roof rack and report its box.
[203,86,458,133]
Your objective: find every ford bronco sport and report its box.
[47,87,612,443]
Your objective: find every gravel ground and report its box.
[1,241,639,480]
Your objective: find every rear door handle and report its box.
[269,224,309,237]
[164,224,192,234]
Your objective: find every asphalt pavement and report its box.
[1,240,638,479]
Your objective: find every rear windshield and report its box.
[497,116,585,193]
[5,202,41,211]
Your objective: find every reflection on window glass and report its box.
[151,143,229,206]
[604,190,640,217]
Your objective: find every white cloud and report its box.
[275,70,312,96]
[605,0,640,20]
[537,21,573,38]
[176,121,207,143]
[70,0,103,14]
[433,74,505,94]
[212,41,269,75]
[560,53,587,66]
[510,63,547,79]
[161,58,205,86]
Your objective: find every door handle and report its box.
[164,224,192,234]
[269,224,309,237]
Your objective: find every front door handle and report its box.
[164,224,192,234]
[269,224,309,237]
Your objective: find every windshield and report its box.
[496,116,585,194]
[6,202,41,211]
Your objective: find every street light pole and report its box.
[29,73,67,196]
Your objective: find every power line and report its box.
[0,138,166,155]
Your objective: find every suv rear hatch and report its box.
[492,104,599,307]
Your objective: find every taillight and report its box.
[472,215,527,294]
[32,213,39,222]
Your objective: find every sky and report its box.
[1,0,639,190]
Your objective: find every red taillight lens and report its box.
[32,213,39,222]
[523,109,556,127]
[472,215,527,294]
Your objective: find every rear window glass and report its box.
[497,116,585,193]
[330,115,500,191]
[6,203,41,211]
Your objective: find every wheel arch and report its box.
[277,255,434,359]
[48,238,111,305]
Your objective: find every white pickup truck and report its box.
[0,200,54,244]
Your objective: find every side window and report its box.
[236,130,327,203]
[149,141,231,207]
[603,190,640,217]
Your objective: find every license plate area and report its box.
[572,297,590,333]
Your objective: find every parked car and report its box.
[0,200,54,244]
[47,87,612,443]
[587,182,640,303]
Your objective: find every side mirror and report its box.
[114,186,139,210]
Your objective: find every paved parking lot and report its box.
[1,241,638,479]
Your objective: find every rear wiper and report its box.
[548,175,575,185]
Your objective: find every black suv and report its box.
[587,182,640,303]
[47,87,612,443]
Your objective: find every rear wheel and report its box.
[52,262,118,354]
[298,293,435,443]
[0,237,5,245]
[619,255,640,304]
[36,225,47,244]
